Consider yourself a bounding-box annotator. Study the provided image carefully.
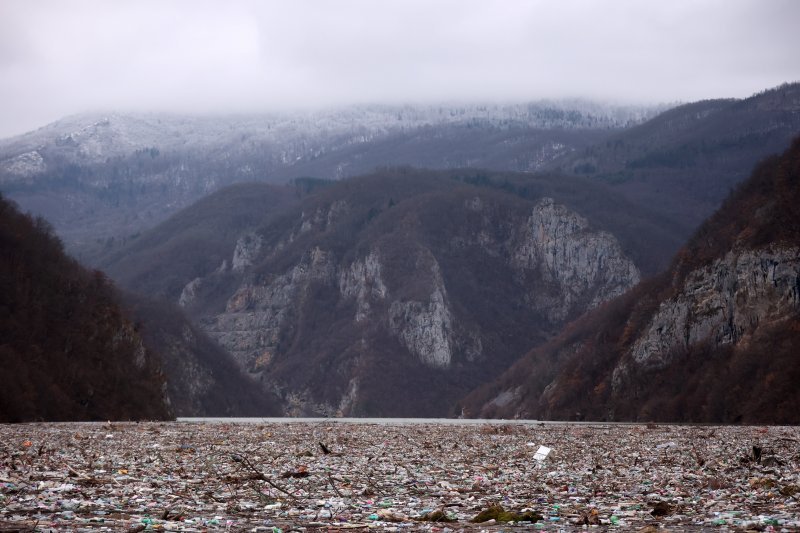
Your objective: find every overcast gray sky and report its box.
[1,0,798,138]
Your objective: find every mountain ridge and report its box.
[99,167,664,416]
[2,85,796,266]
[550,82,800,234]
[464,136,800,423]
[0,101,662,260]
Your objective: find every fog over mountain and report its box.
[1,0,798,138]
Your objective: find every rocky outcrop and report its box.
[468,245,800,421]
[122,294,281,417]
[386,254,454,368]
[512,198,640,321]
[204,246,336,372]
[339,251,387,322]
[208,241,460,373]
[466,136,800,423]
[389,286,454,368]
[208,275,292,370]
[186,194,643,413]
[301,200,349,234]
[621,247,800,374]
[178,277,203,307]
[232,233,263,272]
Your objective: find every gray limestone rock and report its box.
[629,247,800,370]
[339,251,388,322]
[388,258,454,368]
[512,197,641,322]
[232,233,263,272]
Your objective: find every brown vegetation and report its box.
[95,166,678,416]
[0,195,171,422]
[556,82,800,237]
[122,294,283,417]
[465,136,800,423]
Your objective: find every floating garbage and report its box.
[0,421,798,530]
[418,509,456,522]
[470,504,543,523]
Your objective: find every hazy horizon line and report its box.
[4,79,797,141]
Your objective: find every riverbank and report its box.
[1,421,798,531]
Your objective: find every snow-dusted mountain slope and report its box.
[0,101,660,260]
[0,101,659,167]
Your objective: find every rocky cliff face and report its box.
[512,198,640,322]
[203,246,337,373]
[123,295,282,417]
[624,248,799,372]
[465,137,800,423]
[339,251,387,323]
[603,245,800,408]
[163,175,640,416]
[388,256,455,369]
[232,233,263,272]
[470,243,800,423]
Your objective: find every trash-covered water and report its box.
[178,417,605,425]
[1,420,798,531]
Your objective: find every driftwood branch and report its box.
[327,471,343,497]
[231,454,298,500]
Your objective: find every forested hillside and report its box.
[465,137,800,423]
[0,195,171,421]
[553,82,800,235]
[96,167,684,416]
[0,103,646,261]
[121,294,283,417]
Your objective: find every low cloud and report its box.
[1,0,798,138]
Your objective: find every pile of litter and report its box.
[1,421,798,531]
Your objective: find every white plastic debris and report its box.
[533,445,551,462]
